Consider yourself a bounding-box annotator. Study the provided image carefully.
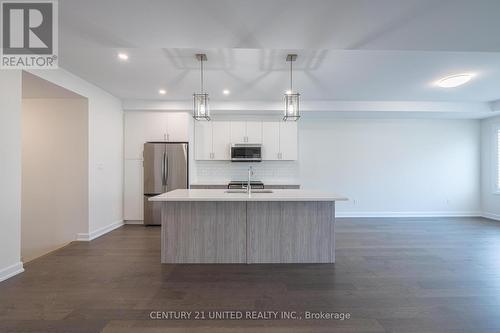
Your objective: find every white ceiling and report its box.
[57,0,500,103]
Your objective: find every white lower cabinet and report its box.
[124,159,143,221]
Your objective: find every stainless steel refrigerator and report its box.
[143,142,188,225]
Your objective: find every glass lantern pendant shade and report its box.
[193,54,210,120]
[285,92,300,120]
[283,54,300,121]
[194,93,209,119]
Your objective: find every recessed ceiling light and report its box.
[158,89,166,95]
[436,73,474,88]
[117,52,129,61]
[222,89,230,95]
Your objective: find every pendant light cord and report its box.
[200,58,204,94]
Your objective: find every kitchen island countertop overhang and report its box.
[149,189,348,202]
[151,189,348,264]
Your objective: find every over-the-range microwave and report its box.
[230,144,262,162]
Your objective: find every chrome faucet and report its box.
[246,166,254,194]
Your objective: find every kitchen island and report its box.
[150,189,347,264]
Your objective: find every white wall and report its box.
[481,115,500,220]
[194,117,481,216]
[299,118,481,216]
[0,71,24,281]
[22,99,88,262]
[28,69,124,238]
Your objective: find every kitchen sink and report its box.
[251,190,274,193]
[224,189,274,194]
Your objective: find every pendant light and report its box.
[283,54,300,121]
[193,53,210,120]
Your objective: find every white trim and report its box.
[122,99,496,118]
[124,220,144,225]
[336,211,482,218]
[0,262,24,283]
[77,220,124,241]
[482,212,500,221]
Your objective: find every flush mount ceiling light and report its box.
[222,89,230,95]
[283,54,300,121]
[117,52,129,61]
[158,89,166,95]
[436,73,474,88]
[193,54,210,121]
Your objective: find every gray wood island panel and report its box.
[161,202,246,263]
[247,202,334,263]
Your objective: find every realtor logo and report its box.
[1,0,58,69]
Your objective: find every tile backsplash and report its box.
[193,161,300,184]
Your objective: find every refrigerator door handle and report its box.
[162,151,167,186]
[165,155,169,189]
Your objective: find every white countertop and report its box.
[149,189,348,202]
[190,181,301,186]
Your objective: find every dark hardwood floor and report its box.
[1,217,500,332]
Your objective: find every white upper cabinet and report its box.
[230,121,262,144]
[194,121,231,160]
[144,113,169,142]
[166,113,189,142]
[194,121,213,160]
[262,121,280,160]
[195,120,297,161]
[230,121,246,144]
[279,121,298,160]
[124,111,189,160]
[124,112,163,159]
[261,121,298,161]
[246,121,263,143]
[212,121,231,160]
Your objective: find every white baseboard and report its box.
[336,211,482,218]
[77,220,124,241]
[124,220,144,225]
[0,262,24,283]
[482,212,500,221]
